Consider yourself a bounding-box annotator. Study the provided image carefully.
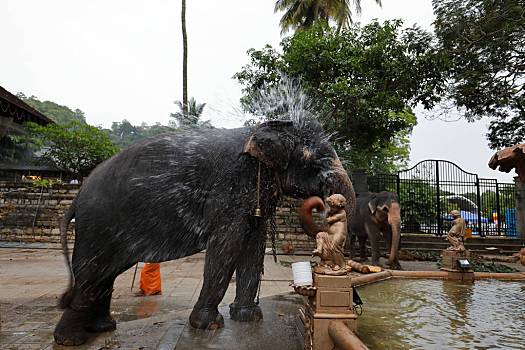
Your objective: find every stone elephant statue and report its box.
[348,191,402,270]
[53,118,356,346]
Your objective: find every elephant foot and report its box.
[371,260,382,267]
[229,303,263,322]
[54,308,91,346]
[189,307,224,330]
[85,314,116,333]
[387,261,403,270]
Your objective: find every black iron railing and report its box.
[368,160,517,237]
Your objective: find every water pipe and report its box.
[328,320,369,350]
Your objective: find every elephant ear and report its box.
[243,120,294,170]
[368,195,379,214]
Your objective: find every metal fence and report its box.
[368,160,517,237]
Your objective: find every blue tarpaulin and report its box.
[444,210,489,223]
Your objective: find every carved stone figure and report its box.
[446,210,466,251]
[309,194,348,275]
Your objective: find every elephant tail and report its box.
[58,197,77,309]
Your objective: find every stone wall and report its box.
[0,182,78,243]
[272,197,320,252]
[0,182,314,249]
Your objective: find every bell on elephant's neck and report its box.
[254,207,262,217]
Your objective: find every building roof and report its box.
[0,85,53,125]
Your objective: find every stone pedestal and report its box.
[515,178,525,239]
[302,273,357,350]
[441,250,474,281]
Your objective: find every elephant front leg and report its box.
[230,231,266,322]
[384,232,402,270]
[189,234,240,330]
[358,236,368,262]
[365,222,382,266]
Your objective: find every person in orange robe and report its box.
[138,263,162,296]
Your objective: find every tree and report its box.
[234,21,447,173]
[28,120,118,179]
[275,0,382,34]
[106,120,173,149]
[433,0,525,149]
[169,97,211,128]
[16,93,86,125]
[181,0,188,114]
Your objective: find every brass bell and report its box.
[254,208,262,217]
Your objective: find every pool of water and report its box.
[356,279,525,350]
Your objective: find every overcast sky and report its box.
[1,0,516,182]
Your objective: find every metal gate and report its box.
[368,160,517,236]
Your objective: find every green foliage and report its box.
[433,0,525,148]
[32,177,63,188]
[0,133,37,162]
[169,97,211,129]
[106,120,174,149]
[235,21,447,173]
[28,120,118,179]
[16,93,86,125]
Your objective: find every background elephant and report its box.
[348,191,402,269]
[53,118,356,345]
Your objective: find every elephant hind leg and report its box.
[84,277,117,333]
[54,252,131,345]
[54,277,116,345]
[358,236,368,262]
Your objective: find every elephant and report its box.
[53,118,356,346]
[348,191,402,270]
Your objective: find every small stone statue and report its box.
[446,210,466,251]
[312,194,348,275]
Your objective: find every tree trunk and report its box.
[181,0,188,115]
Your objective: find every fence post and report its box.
[436,160,441,236]
[396,174,400,197]
[495,181,501,235]
[476,176,483,237]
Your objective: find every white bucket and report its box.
[291,261,313,286]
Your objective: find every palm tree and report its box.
[170,97,210,128]
[181,0,188,114]
[275,0,382,34]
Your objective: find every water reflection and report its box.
[357,279,525,350]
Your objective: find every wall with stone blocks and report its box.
[0,182,78,243]
[0,181,314,249]
[272,197,320,251]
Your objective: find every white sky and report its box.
[0,0,516,182]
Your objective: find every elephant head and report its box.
[368,192,401,269]
[243,119,355,219]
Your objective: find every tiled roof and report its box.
[0,85,53,125]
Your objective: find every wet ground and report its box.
[1,248,524,349]
[0,248,306,349]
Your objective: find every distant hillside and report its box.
[16,93,86,125]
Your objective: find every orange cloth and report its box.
[139,263,162,295]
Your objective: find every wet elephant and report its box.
[53,118,356,345]
[348,191,402,269]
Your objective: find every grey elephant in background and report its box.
[348,191,402,270]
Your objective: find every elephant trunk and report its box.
[299,197,325,238]
[299,158,356,239]
[387,202,401,268]
[330,158,356,222]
